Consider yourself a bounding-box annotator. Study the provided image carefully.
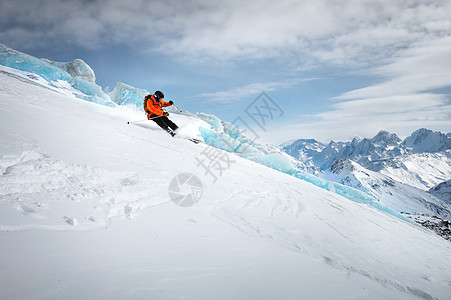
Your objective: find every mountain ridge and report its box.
[283,129,451,189]
[283,129,451,232]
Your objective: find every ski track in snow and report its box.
[0,145,169,232]
[208,183,451,300]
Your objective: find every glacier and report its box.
[41,58,97,83]
[0,44,113,106]
[109,82,149,106]
[0,44,155,108]
[0,44,71,82]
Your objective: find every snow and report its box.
[1,52,451,299]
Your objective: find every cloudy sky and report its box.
[1,0,451,143]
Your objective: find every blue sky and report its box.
[1,0,451,144]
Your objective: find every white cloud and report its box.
[337,37,451,99]
[321,94,449,120]
[276,26,451,144]
[265,92,451,144]
[291,35,451,143]
[2,0,450,66]
[195,78,314,103]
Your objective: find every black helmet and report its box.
[154,90,164,100]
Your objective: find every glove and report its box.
[169,101,173,105]
[163,111,169,117]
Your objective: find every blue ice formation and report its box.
[42,58,97,83]
[0,44,71,82]
[291,171,407,220]
[194,113,293,173]
[70,76,112,106]
[0,44,113,106]
[110,82,149,106]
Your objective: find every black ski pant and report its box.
[151,115,178,133]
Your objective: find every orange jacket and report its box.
[147,94,171,116]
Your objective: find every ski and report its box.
[126,120,201,144]
[189,138,202,144]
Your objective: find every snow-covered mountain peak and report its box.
[371,130,402,147]
[330,158,356,174]
[350,136,362,145]
[429,179,451,204]
[321,140,347,154]
[281,138,325,159]
[403,128,451,153]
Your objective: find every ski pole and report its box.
[172,103,183,112]
[127,119,147,124]
[127,115,164,124]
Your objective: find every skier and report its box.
[144,91,179,137]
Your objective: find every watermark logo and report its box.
[224,116,260,152]
[245,92,283,131]
[195,147,235,183]
[168,173,203,207]
[194,92,284,184]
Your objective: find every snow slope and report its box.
[1,63,451,299]
[429,179,451,204]
[375,152,451,191]
[323,159,451,220]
